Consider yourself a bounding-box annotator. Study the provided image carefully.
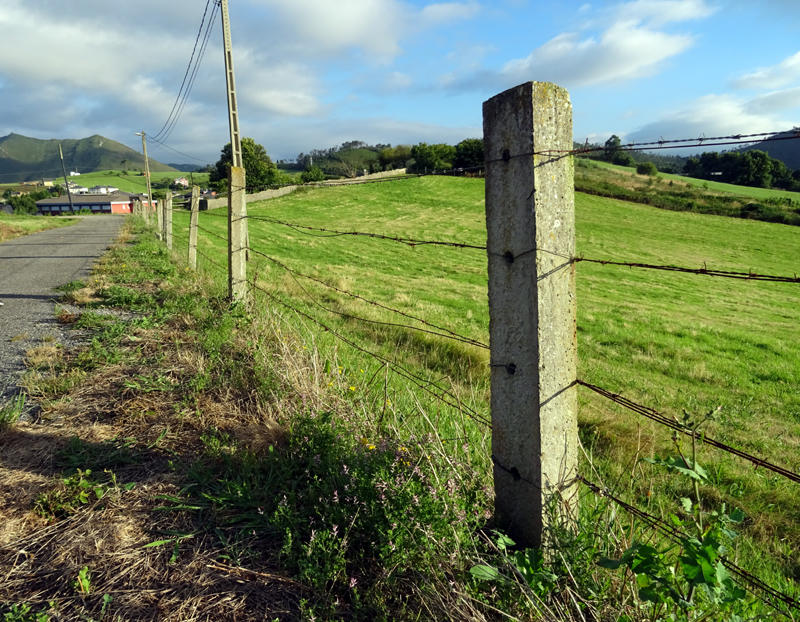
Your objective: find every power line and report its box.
[149,1,219,145]
[150,0,214,142]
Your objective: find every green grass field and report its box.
[170,175,800,608]
[592,159,800,201]
[0,212,77,242]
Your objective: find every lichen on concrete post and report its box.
[189,186,199,270]
[483,81,578,548]
[228,166,248,302]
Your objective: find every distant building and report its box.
[69,171,81,176]
[35,191,152,216]
[173,177,189,188]
[88,185,119,195]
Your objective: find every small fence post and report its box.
[156,194,163,240]
[483,81,578,548]
[164,191,173,250]
[189,186,199,270]
[228,166,248,301]
[133,198,141,218]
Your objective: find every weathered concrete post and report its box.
[228,166,248,301]
[156,193,163,240]
[483,81,578,548]
[133,198,142,218]
[188,186,199,270]
[164,192,173,250]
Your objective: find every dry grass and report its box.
[0,314,309,620]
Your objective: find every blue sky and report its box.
[0,0,798,167]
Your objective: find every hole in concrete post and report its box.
[503,251,515,264]
[502,149,511,162]
[506,363,516,375]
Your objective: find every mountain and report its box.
[0,133,178,183]
[737,129,800,170]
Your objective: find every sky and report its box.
[0,0,799,168]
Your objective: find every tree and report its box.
[454,138,484,169]
[209,137,279,190]
[603,135,622,161]
[300,165,325,183]
[410,143,456,172]
[636,162,658,176]
[378,145,412,171]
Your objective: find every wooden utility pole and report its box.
[58,145,75,214]
[136,132,155,230]
[483,82,578,548]
[220,0,248,301]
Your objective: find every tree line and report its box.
[207,137,486,192]
[579,135,800,191]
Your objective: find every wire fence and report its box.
[155,123,800,615]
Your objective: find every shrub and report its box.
[636,162,658,176]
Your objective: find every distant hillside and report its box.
[737,130,800,170]
[0,133,177,183]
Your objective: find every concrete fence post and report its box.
[189,186,199,270]
[228,166,248,301]
[164,191,173,251]
[133,198,142,218]
[156,194,164,240]
[483,81,578,548]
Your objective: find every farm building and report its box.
[35,192,153,215]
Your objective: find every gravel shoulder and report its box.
[0,215,125,405]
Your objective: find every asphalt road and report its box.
[0,216,124,403]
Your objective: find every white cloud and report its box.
[745,87,800,115]
[732,51,800,90]
[383,72,415,91]
[618,0,716,27]
[499,19,694,86]
[627,93,797,144]
[420,2,481,26]
[445,0,714,92]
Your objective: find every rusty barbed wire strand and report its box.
[577,380,800,485]
[575,257,800,284]
[577,475,800,616]
[195,223,229,244]
[530,129,800,157]
[194,246,228,275]
[192,212,799,285]
[246,278,492,429]
[246,246,489,350]
[246,215,487,250]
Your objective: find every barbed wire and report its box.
[196,213,799,285]
[540,129,800,157]
[578,380,800,485]
[246,215,487,250]
[575,257,800,283]
[577,475,800,616]
[195,223,229,244]
[246,246,489,350]
[246,277,492,429]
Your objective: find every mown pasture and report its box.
[172,174,800,597]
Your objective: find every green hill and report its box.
[0,133,177,183]
[737,129,800,170]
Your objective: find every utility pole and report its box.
[220,0,248,301]
[136,132,155,230]
[58,144,75,214]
